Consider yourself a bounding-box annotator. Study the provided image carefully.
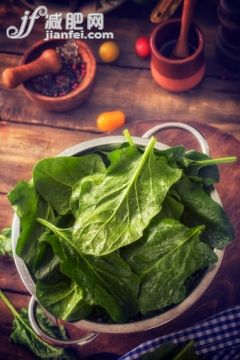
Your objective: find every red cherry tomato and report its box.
[135,36,151,59]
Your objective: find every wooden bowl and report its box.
[21,39,96,112]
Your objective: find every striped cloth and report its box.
[119,305,240,360]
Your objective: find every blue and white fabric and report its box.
[119,305,240,360]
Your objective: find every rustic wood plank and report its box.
[0,54,240,140]
[0,121,101,193]
[0,256,27,294]
[0,193,12,229]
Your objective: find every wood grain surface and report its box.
[0,1,240,140]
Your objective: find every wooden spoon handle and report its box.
[151,0,183,23]
[2,49,62,89]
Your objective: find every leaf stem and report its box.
[194,156,237,166]
[123,129,135,147]
[0,289,19,319]
[174,340,195,359]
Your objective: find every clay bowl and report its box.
[150,19,206,92]
[21,39,96,112]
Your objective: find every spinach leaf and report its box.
[141,340,199,360]
[158,195,184,221]
[71,173,105,218]
[7,181,54,273]
[157,148,236,187]
[141,342,177,360]
[33,155,106,215]
[72,137,182,256]
[33,214,74,281]
[0,290,76,359]
[175,177,235,248]
[37,279,92,321]
[156,146,187,166]
[184,151,219,186]
[36,220,140,322]
[0,227,12,256]
[124,219,217,314]
[34,232,92,321]
[33,242,61,282]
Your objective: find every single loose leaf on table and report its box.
[123,219,217,314]
[71,137,182,256]
[33,155,106,215]
[0,290,76,359]
[141,340,199,360]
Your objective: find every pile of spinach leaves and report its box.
[8,131,236,323]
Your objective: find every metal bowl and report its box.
[11,122,224,346]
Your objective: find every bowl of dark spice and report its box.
[22,39,96,112]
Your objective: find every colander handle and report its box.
[28,296,98,347]
[142,122,209,155]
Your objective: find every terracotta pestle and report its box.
[2,49,62,89]
[172,0,196,58]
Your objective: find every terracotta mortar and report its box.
[150,19,206,92]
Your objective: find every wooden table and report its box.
[0,1,239,359]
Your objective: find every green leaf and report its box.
[71,173,105,218]
[158,195,184,221]
[0,227,12,256]
[36,222,140,323]
[156,146,186,166]
[72,138,182,255]
[175,177,235,248]
[36,279,92,321]
[0,290,76,359]
[8,181,54,273]
[173,340,199,359]
[33,155,106,215]
[141,340,199,360]
[141,342,177,360]
[124,219,217,314]
[184,151,220,186]
[157,148,236,187]
[34,223,92,322]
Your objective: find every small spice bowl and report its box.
[21,39,96,112]
[150,19,206,92]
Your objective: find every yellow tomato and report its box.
[97,111,126,132]
[99,41,120,63]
